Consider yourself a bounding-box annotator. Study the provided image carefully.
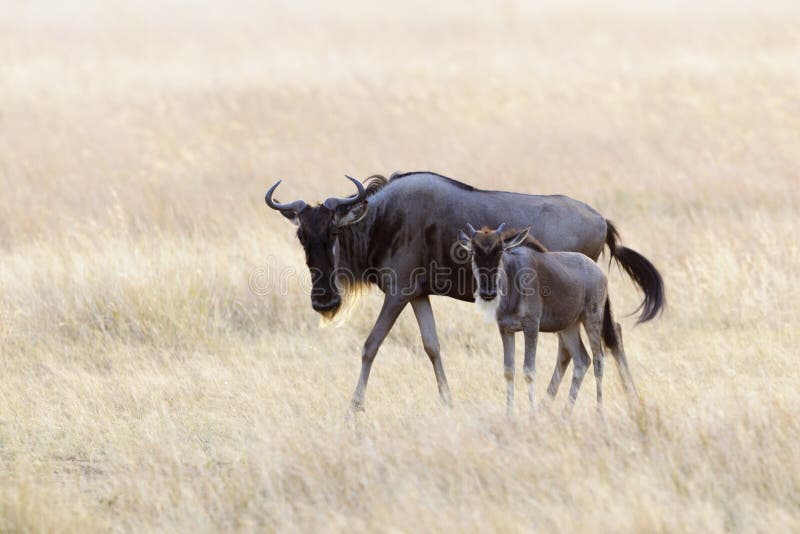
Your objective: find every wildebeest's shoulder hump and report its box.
[387,171,481,192]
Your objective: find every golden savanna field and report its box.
[1,0,799,531]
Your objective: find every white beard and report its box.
[474,291,500,323]
[472,257,502,323]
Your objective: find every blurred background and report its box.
[1,1,799,531]
[3,0,797,239]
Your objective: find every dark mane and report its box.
[363,174,389,196]
[333,177,386,290]
[500,227,549,253]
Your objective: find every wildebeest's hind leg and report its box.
[559,324,591,416]
[348,294,408,415]
[546,338,572,399]
[522,328,539,411]
[499,328,515,417]
[411,296,452,407]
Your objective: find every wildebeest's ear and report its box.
[503,227,530,250]
[279,210,301,226]
[334,201,369,227]
[457,230,472,250]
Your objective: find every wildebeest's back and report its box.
[367,172,608,301]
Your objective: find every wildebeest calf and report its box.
[457,223,639,416]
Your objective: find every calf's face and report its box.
[457,225,531,302]
[470,231,504,301]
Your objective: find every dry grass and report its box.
[1,0,799,531]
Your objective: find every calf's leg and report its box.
[608,322,643,417]
[546,338,572,399]
[500,328,515,417]
[583,318,606,412]
[610,321,639,399]
[522,328,539,411]
[559,324,591,416]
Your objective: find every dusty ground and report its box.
[1,0,799,531]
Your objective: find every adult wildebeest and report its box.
[264,171,663,413]
[457,223,638,417]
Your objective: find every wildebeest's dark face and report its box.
[296,206,339,313]
[283,202,368,315]
[265,176,368,316]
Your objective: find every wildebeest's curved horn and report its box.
[322,175,367,210]
[466,223,478,237]
[265,180,308,212]
[496,223,506,234]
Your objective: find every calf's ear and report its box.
[503,227,530,250]
[457,230,472,250]
[334,201,369,227]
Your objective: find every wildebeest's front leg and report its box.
[500,328,515,417]
[349,294,408,414]
[522,328,539,411]
[411,296,452,407]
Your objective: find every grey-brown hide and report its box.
[266,172,658,414]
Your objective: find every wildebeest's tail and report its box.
[605,220,665,323]
[602,297,619,350]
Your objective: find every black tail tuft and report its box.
[602,297,618,350]
[605,220,621,258]
[605,220,665,323]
